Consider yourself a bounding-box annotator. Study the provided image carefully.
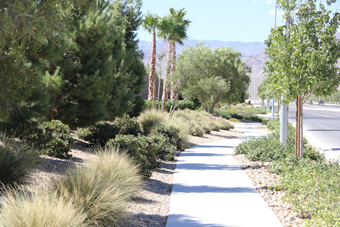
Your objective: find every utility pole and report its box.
[254,71,256,105]
[280,7,289,144]
[272,1,277,119]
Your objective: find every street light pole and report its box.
[280,7,289,144]
[254,72,256,105]
[272,0,277,119]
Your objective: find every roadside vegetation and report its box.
[235,119,340,226]
[0,0,285,225]
[0,104,255,226]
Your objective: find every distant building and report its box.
[139,76,168,100]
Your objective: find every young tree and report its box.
[173,44,250,113]
[265,0,340,156]
[142,12,159,108]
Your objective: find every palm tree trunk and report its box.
[148,30,157,103]
[170,40,178,100]
[162,41,172,110]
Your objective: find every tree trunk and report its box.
[50,63,55,121]
[148,30,157,103]
[295,95,303,157]
[295,96,300,157]
[162,41,172,111]
[300,96,303,157]
[170,40,178,100]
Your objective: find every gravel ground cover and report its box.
[25,122,303,227]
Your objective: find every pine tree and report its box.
[56,1,125,127]
[106,0,146,118]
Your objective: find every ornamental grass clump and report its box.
[0,134,40,187]
[0,188,87,227]
[54,145,142,226]
[138,109,166,134]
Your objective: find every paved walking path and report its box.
[166,123,283,227]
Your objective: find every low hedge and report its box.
[85,117,141,147]
[108,133,176,178]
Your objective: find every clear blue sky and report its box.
[137,0,339,43]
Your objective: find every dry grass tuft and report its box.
[54,145,142,226]
[0,188,87,227]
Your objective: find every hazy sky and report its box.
[137,0,339,43]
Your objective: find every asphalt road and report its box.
[288,104,340,157]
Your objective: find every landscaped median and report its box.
[235,119,340,226]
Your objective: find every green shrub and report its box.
[114,116,141,136]
[265,119,280,131]
[153,125,184,150]
[0,120,40,142]
[176,99,195,110]
[236,120,340,226]
[214,107,265,122]
[128,96,146,117]
[109,134,158,178]
[32,120,74,158]
[85,122,120,147]
[0,134,40,187]
[0,189,87,227]
[149,133,177,161]
[138,109,166,134]
[235,133,292,162]
[54,145,142,226]
[216,118,234,130]
[75,127,91,140]
[229,118,240,123]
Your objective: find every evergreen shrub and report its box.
[85,122,120,147]
[109,134,159,178]
[152,125,184,150]
[114,116,141,136]
[33,120,74,158]
[75,127,91,140]
[128,96,146,117]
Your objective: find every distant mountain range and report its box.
[139,39,266,64]
[139,32,340,101]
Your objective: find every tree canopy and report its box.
[264,0,340,103]
[172,44,250,113]
[0,0,146,127]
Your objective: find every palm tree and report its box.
[142,12,159,109]
[159,8,191,109]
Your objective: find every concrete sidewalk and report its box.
[166,123,282,227]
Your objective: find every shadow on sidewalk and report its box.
[172,184,257,194]
[176,163,241,171]
[167,214,225,227]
